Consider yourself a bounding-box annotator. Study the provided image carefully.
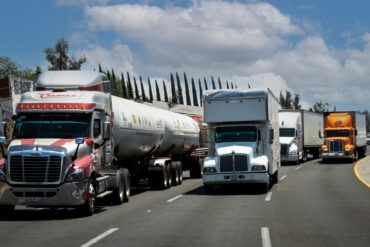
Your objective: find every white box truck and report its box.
[279,110,323,164]
[202,88,280,193]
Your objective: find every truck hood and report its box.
[9,138,77,150]
[279,137,294,145]
[215,142,254,156]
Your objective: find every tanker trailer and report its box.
[111,95,201,189]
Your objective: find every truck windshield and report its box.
[13,113,91,139]
[325,130,349,137]
[279,128,295,137]
[215,126,257,143]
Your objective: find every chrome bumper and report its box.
[203,172,269,185]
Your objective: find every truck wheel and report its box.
[122,169,130,202]
[79,178,96,216]
[0,205,15,217]
[178,164,183,185]
[171,162,180,186]
[112,175,125,205]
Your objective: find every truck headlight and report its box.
[345,146,351,152]
[65,168,84,182]
[252,165,266,171]
[203,167,217,174]
[322,146,328,152]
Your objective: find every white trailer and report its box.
[202,88,280,193]
[279,110,323,164]
[0,71,201,216]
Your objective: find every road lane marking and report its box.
[167,195,183,203]
[295,165,302,170]
[261,227,272,247]
[265,192,272,202]
[354,157,370,188]
[279,175,287,181]
[80,228,119,247]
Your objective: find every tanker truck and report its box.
[321,111,367,162]
[0,70,201,216]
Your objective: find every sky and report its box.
[1,0,370,111]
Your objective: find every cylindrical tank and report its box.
[112,96,199,160]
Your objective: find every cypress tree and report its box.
[226,81,230,89]
[148,77,153,102]
[134,77,140,100]
[121,73,127,98]
[198,78,203,107]
[218,77,222,89]
[126,72,134,99]
[163,80,168,102]
[184,72,191,106]
[140,76,147,101]
[176,72,184,104]
[204,77,208,90]
[192,78,198,106]
[155,80,161,101]
[211,76,216,89]
[98,64,103,73]
[170,73,178,104]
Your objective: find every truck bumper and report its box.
[0,180,89,207]
[203,172,269,185]
[321,152,352,159]
[281,154,299,163]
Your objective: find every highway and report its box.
[1,158,370,247]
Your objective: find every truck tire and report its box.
[78,178,96,216]
[171,162,180,186]
[112,168,130,204]
[122,168,130,202]
[0,205,15,217]
[178,163,183,185]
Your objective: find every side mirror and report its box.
[103,121,111,140]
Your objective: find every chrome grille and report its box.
[329,140,344,153]
[280,144,288,156]
[220,155,247,172]
[9,155,62,183]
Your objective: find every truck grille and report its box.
[329,140,344,153]
[280,144,288,156]
[9,155,62,184]
[220,155,248,172]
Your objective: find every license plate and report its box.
[230,174,238,181]
[26,197,41,202]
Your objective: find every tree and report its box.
[309,101,330,113]
[170,73,178,104]
[218,77,222,89]
[292,93,301,109]
[140,76,147,102]
[121,73,127,98]
[204,77,208,91]
[0,56,39,80]
[279,90,293,109]
[211,76,216,89]
[134,77,140,100]
[163,80,169,102]
[155,80,161,101]
[198,78,203,107]
[176,72,184,104]
[44,38,86,70]
[184,73,191,106]
[192,78,198,106]
[148,78,154,102]
[126,72,134,99]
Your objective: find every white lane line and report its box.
[167,194,183,203]
[80,228,119,247]
[279,175,287,181]
[295,165,302,170]
[265,192,272,202]
[261,227,272,247]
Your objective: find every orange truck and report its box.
[321,111,367,162]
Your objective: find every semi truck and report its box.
[321,111,367,162]
[202,88,280,193]
[279,110,323,164]
[0,70,201,216]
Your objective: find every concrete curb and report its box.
[354,156,370,189]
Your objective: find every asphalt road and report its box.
[1,158,370,247]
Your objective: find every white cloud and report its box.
[72,0,370,111]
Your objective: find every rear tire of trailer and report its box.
[78,178,96,216]
[178,163,183,185]
[171,162,180,186]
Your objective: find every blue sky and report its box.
[1,0,370,111]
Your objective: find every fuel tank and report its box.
[111,96,199,159]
